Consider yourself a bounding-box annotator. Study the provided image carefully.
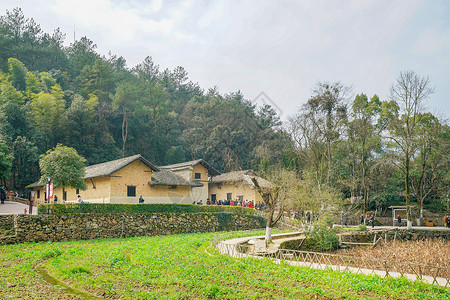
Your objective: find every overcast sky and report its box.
[2,0,450,121]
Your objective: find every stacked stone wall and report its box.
[0,213,265,245]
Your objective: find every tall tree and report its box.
[0,140,13,184]
[10,136,39,190]
[301,82,350,185]
[383,70,435,228]
[349,94,382,213]
[410,113,449,217]
[112,82,139,157]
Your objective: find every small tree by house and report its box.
[251,177,285,242]
[39,144,86,201]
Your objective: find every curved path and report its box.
[0,201,37,215]
[215,231,449,287]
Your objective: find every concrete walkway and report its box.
[0,201,37,215]
[215,231,449,287]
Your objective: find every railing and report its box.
[213,234,450,287]
[5,195,31,206]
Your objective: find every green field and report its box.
[0,232,448,299]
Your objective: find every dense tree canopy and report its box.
[0,8,288,192]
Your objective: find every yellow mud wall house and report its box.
[208,170,274,204]
[159,159,221,204]
[27,155,202,205]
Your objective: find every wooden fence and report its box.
[5,195,33,206]
[212,231,450,287]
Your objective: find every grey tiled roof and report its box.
[26,154,159,188]
[84,154,159,178]
[210,170,275,190]
[149,170,203,187]
[159,159,221,176]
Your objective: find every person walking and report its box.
[54,195,58,203]
[306,211,311,224]
[445,215,450,228]
[139,195,144,203]
[360,214,365,225]
[370,214,375,228]
[397,215,402,227]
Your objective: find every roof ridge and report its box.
[85,154,141,170]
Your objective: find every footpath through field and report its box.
[215,231,449,287]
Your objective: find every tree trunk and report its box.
[327,140,332,185]
[121,106,128,158]
[405,151,412,229]
[265,226,272,242]
[265,209,274,241]
[351,157,356,201]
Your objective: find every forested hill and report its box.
[1,8,449,214]
[0,8,290,190]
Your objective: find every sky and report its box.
[1,0,450,121]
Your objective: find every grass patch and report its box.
[0,232,448,299]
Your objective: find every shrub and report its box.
[305,216,339,252]
[38,203,260,216]
[357,224,367,231]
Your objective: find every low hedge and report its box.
[38,203,261,216]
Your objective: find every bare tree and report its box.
[251,177,285,242]
[385,70,435,229]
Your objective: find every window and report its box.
[37,190,40,199]
[211,194,216,202]
[194,173,201,179]
[238,196,243,201]
[76,188,79,194]
[127,186,136,197]
[227,193,232,201]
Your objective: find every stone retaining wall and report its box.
[0,213,265,245]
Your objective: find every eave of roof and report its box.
[26,181,44,188]
[26,154,159,188]
[210,170,275,190]
[159,159,221,176]
[84,154,159,179]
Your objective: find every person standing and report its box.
[306,211,311,224]
[0,186,5,204]
[139,195,144,203]
[397,215,402,227]
[370,214,375,228]
[54,195,58,203]
[360,214,365,225]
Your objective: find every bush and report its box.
[38,203,260,216]
[305,216,339,252]
[357,224,367,231]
